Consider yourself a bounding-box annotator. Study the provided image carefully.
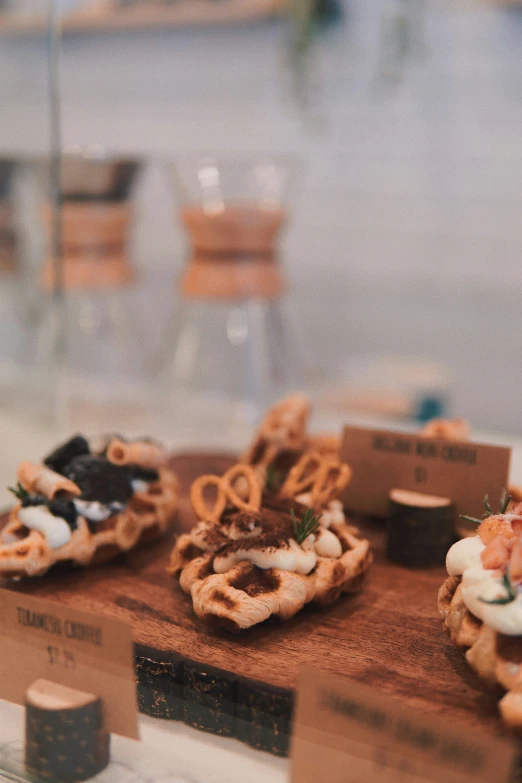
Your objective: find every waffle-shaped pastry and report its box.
[439,494,522,731]
[241,394,311,475]
[169,454,371,631]
[241,393,345,495]
[1,435,178,578]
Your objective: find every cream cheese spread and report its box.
[73,499,123,523]
[19,506,71,549]
[131,479,149,494]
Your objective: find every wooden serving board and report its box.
[0,452,511,756]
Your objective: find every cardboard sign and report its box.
[341,425,511,519]
[291,666,516,783]
[0,588,138,739]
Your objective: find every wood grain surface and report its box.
[0,452,512,755]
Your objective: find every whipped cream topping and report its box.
[294,495,345,529]
[214,538,317,575]
[315,527,343,558]
[461,567,522,636]
[205,490,349,577]
[446,534,522,635]
[212,525,343,575]
[446,536,485,576]
[131,479,149,494]
[73,499,123,523]
[19,506,71,549]
[319,500,346,529]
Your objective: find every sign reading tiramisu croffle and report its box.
[341,425,511,519]
[0,587,138,738]
[291,666,516,783]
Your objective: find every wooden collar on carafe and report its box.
[41,202,135,290]
[180,203,286,300]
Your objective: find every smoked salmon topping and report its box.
[481,535,514,571]
[509,540,522,583]
[478,515,516,545]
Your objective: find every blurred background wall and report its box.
[0,0,521,432]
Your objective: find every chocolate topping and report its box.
[230,563,280,596]
[62,455,133,505]
[215,506,297,558]
[221,509,261,534]
[130,465,160,483]
[48,498,78,530]
[195,523,229,552]
[44,435,90,475]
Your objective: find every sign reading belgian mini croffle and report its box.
[341,425,511,519]
[291,666,516,783]
[0,587,138,739]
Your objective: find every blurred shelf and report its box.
[0,0,286,37]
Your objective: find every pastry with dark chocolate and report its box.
[1,435,179,578]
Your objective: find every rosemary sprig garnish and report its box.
[7,482,29,503]
[460,489,511,526]
[291,507,322,545]
[500,488,511,514]
[479,570,517,605]
[266,465,282,493]
[459,515,485,525]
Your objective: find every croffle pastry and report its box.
[169,452,371,631]
[241,393,341,491]
[438,492,522,732]
[1,435,179,578]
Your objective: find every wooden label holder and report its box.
[291,665,517,783]
[340,425,512,566]
[25,678,110,783]
[341,425,512,520]
[0,588,138,780]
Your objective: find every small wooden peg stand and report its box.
[386,488,455,567]
[25,679,110,783]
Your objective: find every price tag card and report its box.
[291,666,516,783]
[341,425,511,519]
[0,587,138,739]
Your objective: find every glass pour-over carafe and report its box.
[163,154,304,446]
